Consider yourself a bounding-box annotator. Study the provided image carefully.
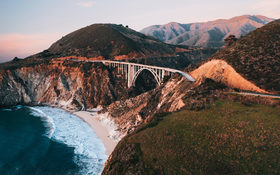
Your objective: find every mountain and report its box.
[0,22,217,108]
[191,19,280,93]
[47,23,179,59]
[141,15,273,48]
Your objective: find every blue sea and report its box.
[0,106,107,175]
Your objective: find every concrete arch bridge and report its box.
[71,59,195,88]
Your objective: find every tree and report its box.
[224,35,237,47]
[12,57,20,61]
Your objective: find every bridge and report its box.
[71,59,195,88]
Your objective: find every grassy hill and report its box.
[212,19,280,92]
[0,23,217,70]
[103,99,280,174]
[48,24,178,59]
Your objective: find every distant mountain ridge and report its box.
[141,15,274,48]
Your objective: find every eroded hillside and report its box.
[0,59,129,109]
[187,19,280,93]
[210,19,280,92]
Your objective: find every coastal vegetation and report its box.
[103,100,280,174]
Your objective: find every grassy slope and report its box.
[48,24,177,58]
[104,101,280,174]
[212,20,280,92]
[186,20,280,93]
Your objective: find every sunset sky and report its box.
[0,0,279,62]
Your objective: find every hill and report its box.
[141,15,273,48]
[47,23,179,59]
[104,101,280,174]
[0,23,217,72]
[102,19,280,175]
[102,78,280,174]
[209,19,280,92]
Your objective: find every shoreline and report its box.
[1,104,120,156]
[73,110,119,156]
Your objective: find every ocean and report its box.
[0,106,107,175]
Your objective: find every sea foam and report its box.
[29,106,107,175]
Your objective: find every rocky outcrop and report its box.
[99,74,228,136]
[0,59,129,109]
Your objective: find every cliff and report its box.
[0,59,129,109]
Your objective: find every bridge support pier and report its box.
[128,64,133,88]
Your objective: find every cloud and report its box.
[253,0,280,19]
[76,1,95,7]
[0,33,62,61]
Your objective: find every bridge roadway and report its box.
[70,59,195,88]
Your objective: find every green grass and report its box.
[117,101,280,174]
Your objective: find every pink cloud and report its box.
[0,33,62,60]
[76,1,95,7]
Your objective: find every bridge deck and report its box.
[70,59,195,82]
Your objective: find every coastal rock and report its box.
[0,59,129,109]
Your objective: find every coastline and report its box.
[73,110,119,156]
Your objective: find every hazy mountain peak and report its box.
[140,15,274,48]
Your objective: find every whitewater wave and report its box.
[29,107,56,138]
[29,107,107,175]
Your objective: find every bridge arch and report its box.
[69,59,196,88]
[131,68,161,87]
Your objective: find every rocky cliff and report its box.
[0,58,129,109]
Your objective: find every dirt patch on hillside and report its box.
[190,59,267,93]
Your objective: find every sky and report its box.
[0,0,279,62]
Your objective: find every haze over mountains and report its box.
[141,15,274,48]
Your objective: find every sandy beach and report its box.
[73,111,119,155]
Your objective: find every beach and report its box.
[73,111,119,155]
